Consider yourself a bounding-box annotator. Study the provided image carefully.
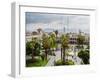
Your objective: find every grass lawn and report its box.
[26,58,48,67]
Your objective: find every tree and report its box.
[37,28,42,33]
[34,41,41,56]
[54,30,58,38]
[26,41,32,55]
[42,34,51,60]
[49,32,56,56]
[61,34,69,64]
[42,32,57,60]
[27,38,42,61]
[78,50,90,64]
[26,38,37,61]
[77,33,85,49]
[31,38,37,61]
[50,32,56,48]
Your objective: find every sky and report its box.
[25,12,90,33]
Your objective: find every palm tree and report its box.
[42,32,57,60]
[50,32,56,48]
[49,32,56,55]
[42,34,51,60]
[61,34,69,64]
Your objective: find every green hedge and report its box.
[65,60,74,65]
[55,59,74,66]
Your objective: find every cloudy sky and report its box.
[25,12,90,33]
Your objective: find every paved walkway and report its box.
[67,55,82,65]
[67,51,82,65]
[46,50,82,66]
[46,50,61,66]
[55,50,61,61]
[46,56,55,66]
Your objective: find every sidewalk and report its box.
[46,56,55,66]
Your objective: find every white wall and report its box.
[0,0,100,80]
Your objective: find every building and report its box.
[26,28,44,42]
[68,32,89,45]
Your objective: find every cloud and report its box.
[25,12,68,24]
[25,12,90,33]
